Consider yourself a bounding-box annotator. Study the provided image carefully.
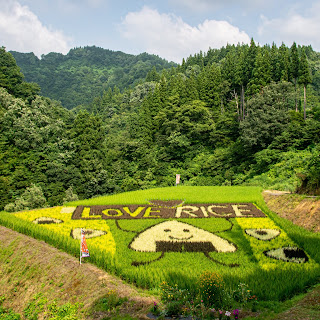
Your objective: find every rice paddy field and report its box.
[1,186,319,302]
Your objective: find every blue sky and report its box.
[1,0,320,63]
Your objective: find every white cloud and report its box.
[0,1,71,56]
[170,0,266,12]
[120,7,250,63]
[258,2,320,50]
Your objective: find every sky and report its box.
[1,0,320,63]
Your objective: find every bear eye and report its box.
[245,228,280,241]
[33,217,63,224]
[264,247,308,263]
[183,229,190,232]
[70,228,107,240]
[164,229,171,232]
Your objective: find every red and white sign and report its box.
[80,229,90,263]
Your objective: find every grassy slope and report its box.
[0,226,155,319]
[67,186,264,206]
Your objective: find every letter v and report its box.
[123,207,145,217]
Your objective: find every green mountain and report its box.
[2,41,320,212]
[10,46,176,109]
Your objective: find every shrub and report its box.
[159,282,190,304]
[198,271,224,308]
[159,282,191,317]
[233,282,252,304]
[92,290,127,312]
[4,202,15,212]
[63,186,79,204]
[165,301,183,317]
[4,184,47,212]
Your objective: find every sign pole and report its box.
[80,228,82,265]
[176,174,180,186]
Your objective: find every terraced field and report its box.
[1,186,319,304]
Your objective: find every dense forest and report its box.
[1,39,320,211]
[10,46,176,109]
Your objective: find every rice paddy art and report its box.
[6,186,319,301]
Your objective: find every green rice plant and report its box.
[66,186,263,206]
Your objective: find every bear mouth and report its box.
[169,235,194,241]
[156,241,216,252]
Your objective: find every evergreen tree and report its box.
[290,42,300,111]
[185,70,199,102]
[298,49,312,120]
[202,64,222,112]
[69,111,106,197]
[270,43,281,82]
[279,43,290,81]
[159,74,168,106]
[244,39,258,86]
[145,66,161,82]
[248,48,271,95]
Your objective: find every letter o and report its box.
[102,209,123,217]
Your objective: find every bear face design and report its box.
[129,220,236,253]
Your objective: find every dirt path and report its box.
[0,226,157,319]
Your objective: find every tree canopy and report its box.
[1,41,320,210]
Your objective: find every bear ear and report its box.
[148,199,185,208]
[60,207,76,214]
[245,229,280,241]
[264,247,308,263]
[70,228,107,240]
[33,217,63,224]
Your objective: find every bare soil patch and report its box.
[263,191,320,232]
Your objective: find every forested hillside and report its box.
[10,46,176,109]
[1,40,320,211]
